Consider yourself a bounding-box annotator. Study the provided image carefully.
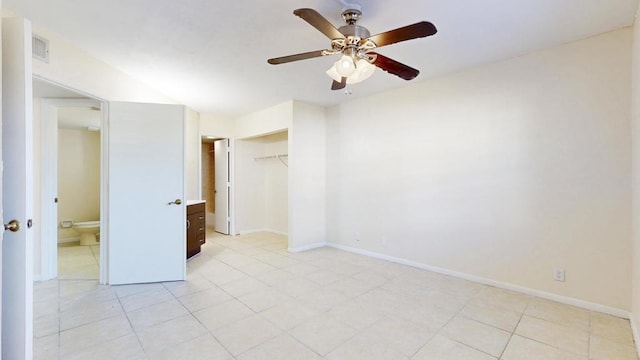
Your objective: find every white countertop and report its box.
[186,200,206,206]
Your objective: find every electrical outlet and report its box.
[553,268,565,282]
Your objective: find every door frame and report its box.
[35,76,109,284]
[199,135,235,235]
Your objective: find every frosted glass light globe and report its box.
[335,55,356,77]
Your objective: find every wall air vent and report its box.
[32,34,49,63]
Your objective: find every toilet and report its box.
[72,221,100,246]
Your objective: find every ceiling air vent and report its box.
[32,34,49,63]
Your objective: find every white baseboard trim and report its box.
[327,242,630,319]
[238,229,268,235]
[239,228,288,236]
[288,242,327,253]
[264,228,288,237]
[631,314,640,357]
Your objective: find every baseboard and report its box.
[631,314,640,356]
[326,242,630,319]
[264,228,288,236]
[239,228,288,236]
[288,241,327,253]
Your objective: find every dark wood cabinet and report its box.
[187,202,206,259]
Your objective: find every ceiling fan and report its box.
[267,7,437,90]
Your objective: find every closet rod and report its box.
[254,153,289,167]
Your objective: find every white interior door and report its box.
[214,139,229,234]
[108,102,185,285]
[2,17,34,360]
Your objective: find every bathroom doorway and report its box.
[34,78,105,281]
[201,136,232,235]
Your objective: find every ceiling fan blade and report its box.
[268,50,326,65]
[368,21,437,48]
[293,8,344,40]
[331,77,347,90]
[371,52,419,81]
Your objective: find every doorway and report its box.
[34,78,105,282]
[201,136,231,235]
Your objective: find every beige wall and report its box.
[631,2,640,346]
[326,28,632,312]
[57,128,100,241]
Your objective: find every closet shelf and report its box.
[254,153,288,167]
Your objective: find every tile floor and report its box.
[34,230,639,359]
[57,241,100,280]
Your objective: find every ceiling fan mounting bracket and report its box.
[341,9,362,25]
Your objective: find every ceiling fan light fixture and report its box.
[335,55,356,77]
[326,57,375,85]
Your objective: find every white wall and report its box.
[57,128,100,242]
[289,102,326,251]
[235,132,288,235]
[23,19,189,280]
[235,138,266,233]
[264,134,288,234]
[326,28,632,311]
[31,26,175,104]
[184,107,200,201]
[631,3,640,347]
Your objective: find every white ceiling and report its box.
[5,0,638,117]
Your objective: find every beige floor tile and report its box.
[161,274,214,298]
[290,314,358,355]
[305,269,344,285]
[33,313,59,339]
[590,335,639,360]
[59,314,134,357]
[65,334,145,360]
[135,314,208,353]
[364,316,435,356]
[219,276,269,298]
[413,334,497,360]
[212,314,282,356]
[297,288,350,313]
[127,298,189,330]
[515,315,589,356]
[591,312,635,346]
[33,333,59,360]
[193,299,254,331]
[460,298,522,332]
[525,298,591,330]
[237,333,320,360]
[238,287,292,312]
[260,300,319,330]
[118,286,175,313]
[326,332,410,360]
[238,261,279,276]
[501,335,586,360]
[472,287,532,313]
[254,269,298,286]
[112,282,165,298]
[441,316,510,357]
[37,231,640,360]
[327,301,386,330]
[178,286,233,312]
[59,297,123,331]
[146,334,233,360]
[273,277,321,298]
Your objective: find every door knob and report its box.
[168,199,182,205]
[4,219,20,232]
